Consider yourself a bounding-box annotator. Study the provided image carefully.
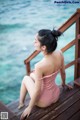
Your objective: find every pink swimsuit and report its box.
[38,70,60,106]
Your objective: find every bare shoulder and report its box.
[34,61,44,77]
[53,50,64,60]
[57,50,65,67]
[35,60,44,70]
[55,50,64,68]
[57,49,63,55]
[35,62,41,69]
[57,50,64,58]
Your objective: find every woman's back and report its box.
[37,59,61,107]
[37,50,62,77]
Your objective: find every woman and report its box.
[19,29,72,120]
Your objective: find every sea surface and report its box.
[0,0,80,104]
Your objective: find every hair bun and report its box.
[51,29,62,37]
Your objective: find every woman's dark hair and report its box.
[37,29,62,53]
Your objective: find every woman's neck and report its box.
[42,51,53,58]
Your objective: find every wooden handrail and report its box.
[65,60,75,69]
[65,58,80,69]
[77,58,80,63]
[24,8,80,77]
[24,50,40,64]
[61,39,76,52]
[77,8,80,13]
[58,9,80,32]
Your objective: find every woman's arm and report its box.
[60,53,66,86]
[60,52,73,89]
[29,64,42,108]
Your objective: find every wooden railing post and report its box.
[26,62,30,75]
[74,9,80,80]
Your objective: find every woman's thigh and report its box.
[22,76,35,98]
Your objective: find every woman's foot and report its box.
[18,103,25,109]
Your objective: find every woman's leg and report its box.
[18,76,28,109]
[18,75,35,109]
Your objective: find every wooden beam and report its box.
[24,50,40,64]
[65,58,80,70]
[74,14,80,79]
[58,9,80,32]
[77,8,80,13]
[77,58,80,63]
[74,77,80,86]
[61,39,76,52]
[26,62,30,75]
[65,60,75,69]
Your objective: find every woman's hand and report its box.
[65,84,73,89]
[62,83,73,90]
[20,106,32,120]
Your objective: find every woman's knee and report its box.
[22,75,29,84]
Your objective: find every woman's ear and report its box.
[41,45,46,51]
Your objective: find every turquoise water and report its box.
[0,0,80,104]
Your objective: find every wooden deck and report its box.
[4,79,79,120]
[0,101,19,120]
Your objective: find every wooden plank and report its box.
[69,110,80,120]
[0,101,19,120]
[58,9,80,32]
[65,60,75,69]
[7,96,30,113]
[24,50,40,64]
[24,85,80,120]
[11,116,20,120]
[7,96,30,118]
[74,77,80,86]
[77,8,80,13]
[26,62,30,75]
[77,58,80,63]
[61,39,76,52]
[54,98,80,120]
